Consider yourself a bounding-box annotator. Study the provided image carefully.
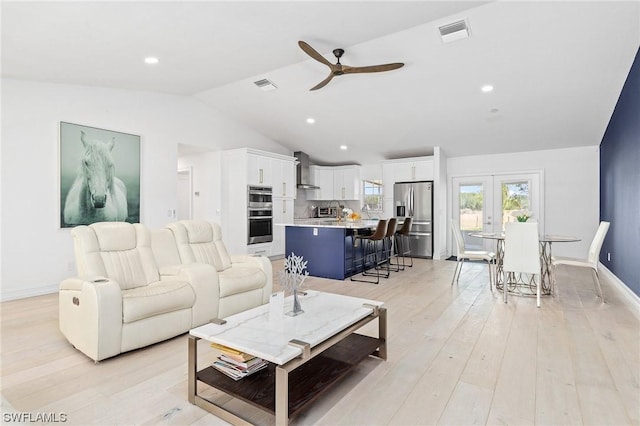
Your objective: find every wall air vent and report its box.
[439,19,469,43]
[253,78,278,91]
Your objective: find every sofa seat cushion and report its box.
[122,280,196,323]
[219,265,267,298]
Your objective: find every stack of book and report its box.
[210,343,268,381]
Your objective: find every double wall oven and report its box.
[247,185,273,244]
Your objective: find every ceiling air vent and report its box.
[253,78,278,91]
[439,19,469,43]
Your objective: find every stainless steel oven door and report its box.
[247,185,273,207]
[248,209,273,244]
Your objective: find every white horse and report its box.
[63,131,128,225]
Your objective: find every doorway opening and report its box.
[177,168,192,220]
[452,172,543,253]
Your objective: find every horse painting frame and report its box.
[59,122,141,228]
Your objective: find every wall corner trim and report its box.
[599,263,640,320]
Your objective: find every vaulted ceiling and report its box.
[3,1,638,164]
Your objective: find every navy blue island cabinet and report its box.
[284,225,370,280]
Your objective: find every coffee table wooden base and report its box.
[188,307,387,425]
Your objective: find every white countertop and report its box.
[286,219,381,229]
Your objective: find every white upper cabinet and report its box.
[272,159,296,198]
[248,153,296,197]
[247,153,272,186]
[393,159,434,182]
[310,165,361,200]
[310,166,334,200]
[333,166,361,200]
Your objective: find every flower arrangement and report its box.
[342,208,361,221]
[278,252,309,316]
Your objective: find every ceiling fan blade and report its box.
[298,41,333,68]
[309,73,335,91]
[342,63,405,74]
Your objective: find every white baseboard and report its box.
[1,283,58,302]
[599,263,640,319]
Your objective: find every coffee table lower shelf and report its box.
[194,333,383,423]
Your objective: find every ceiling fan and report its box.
[298,40,404,91]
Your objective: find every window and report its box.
[363,180,383,211]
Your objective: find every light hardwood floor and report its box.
[1,259,638,425]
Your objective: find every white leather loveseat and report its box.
[163,220,273,318]
[59,221,272,362]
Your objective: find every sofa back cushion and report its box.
[72,222,159,290]
[167,220,232,271]
[149,228,182,269]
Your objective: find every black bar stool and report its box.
[391,217,413,270]
[383,218,399,273]
[351,219,388,284]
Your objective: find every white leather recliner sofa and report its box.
[163,220,273,319]
[59,220,273,362]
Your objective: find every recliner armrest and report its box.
[160,263,220,326]
[58,277,123,361]
[60,276,111,291]
[230,254,273,305]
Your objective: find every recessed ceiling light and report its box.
[340,145,348,150]
[306,118,315,124]
[144,57,159,65]
[481,85,494,93]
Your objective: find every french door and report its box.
[452,172,543,252]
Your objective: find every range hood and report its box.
[294,151,319,189]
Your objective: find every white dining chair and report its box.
[503,222,542,306]
[451,221,495,288]
[551,221,610,302]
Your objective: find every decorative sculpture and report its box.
[279,252,309,316]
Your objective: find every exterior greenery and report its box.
[363,180,383,211]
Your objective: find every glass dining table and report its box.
[469,232,580,297]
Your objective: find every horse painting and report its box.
[63,131,128,225]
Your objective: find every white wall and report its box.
[434,147,448,260]
[0,78,288,301]
[447,146,600,258]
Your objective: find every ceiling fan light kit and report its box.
[298,40,404,91]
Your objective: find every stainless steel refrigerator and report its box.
[393,181,433,258]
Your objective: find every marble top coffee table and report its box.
[188,290,387,425]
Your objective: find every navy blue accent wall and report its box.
[600,47,640,296]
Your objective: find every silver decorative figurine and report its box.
[279,252,309,316]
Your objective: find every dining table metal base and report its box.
[471,233,580,298]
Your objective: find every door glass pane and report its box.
[459,184,483,250]
[501,181,530,230]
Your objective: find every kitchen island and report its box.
[284,220,383,280]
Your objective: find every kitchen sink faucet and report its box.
[328,200,342,222]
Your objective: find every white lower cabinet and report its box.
[246,243,271,257]
[272,198,294,257]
